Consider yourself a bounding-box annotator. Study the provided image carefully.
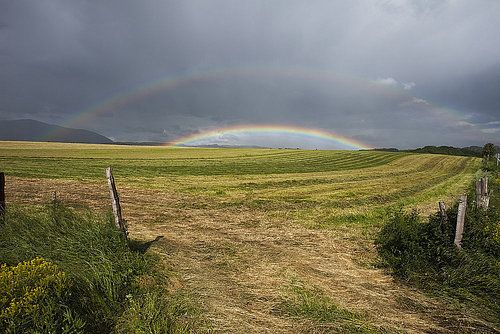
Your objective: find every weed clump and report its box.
[276,281,397,333]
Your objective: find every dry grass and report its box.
[1,142,483,333]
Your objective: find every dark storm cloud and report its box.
[420,64,500,121]
[0,0,499,148]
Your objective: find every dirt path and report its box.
[7,177,467,333]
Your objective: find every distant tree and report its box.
[482,143,495,161]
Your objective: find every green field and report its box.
[0,141,404,177]
[0,141,486,333]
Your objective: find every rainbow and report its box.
[166,124,372,150]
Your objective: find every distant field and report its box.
[0,141,403,178]
[0,141,483,333]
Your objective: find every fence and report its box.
[0,171,491,249]
[0,168,129,241]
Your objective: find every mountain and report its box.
[0,119,113,144]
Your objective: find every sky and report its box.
[0,0,499,149]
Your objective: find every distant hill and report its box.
[177,144,269,149]
[369,147,400,152]
[0,119,113,144]
[370,145,500,157]
[408,145,482,157]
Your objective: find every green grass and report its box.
[277,280,401,333]
[115,289,204,334]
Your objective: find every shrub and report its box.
[0,257,84,333]
[376,185,500,318]
[375,209,423,277]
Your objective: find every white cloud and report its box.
[403,82,416,90]
[412,97,429,105]
[374,77,416,90]
[375,77,398,86]
[456,120,475,128]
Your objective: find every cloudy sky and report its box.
[1,0,499,148]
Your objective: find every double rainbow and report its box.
[44,65,478,148]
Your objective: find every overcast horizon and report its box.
[1,0,499,149]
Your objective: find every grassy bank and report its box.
[376,162,500,333]
[0,203,200,333]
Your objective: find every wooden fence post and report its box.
[454,195,467,249]
[475,177,489,210]
[438,201,448,224]
[481,177,489,209]
[475,179,481,205]
[106,167,128,238]
[0,172,5,217]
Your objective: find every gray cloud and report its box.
[0,0,499,148]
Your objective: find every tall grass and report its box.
[115,289,202,334]
[0,204,150,333]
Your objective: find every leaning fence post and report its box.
[106,167,128,238]
[0,172,5,217]
[454,195,467,249]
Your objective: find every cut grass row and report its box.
[146,154,478,228]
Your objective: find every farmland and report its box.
[0,141,485,333]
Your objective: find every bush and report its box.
[0,257,84,333]
[0,204,150,333]
[376,191,500,317]
[375,209,423,277]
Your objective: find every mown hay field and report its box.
[0,141,484,333]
